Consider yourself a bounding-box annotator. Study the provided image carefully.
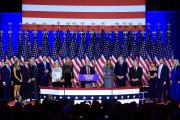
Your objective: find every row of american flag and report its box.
[0,24,174,87]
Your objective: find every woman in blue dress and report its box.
[104,59,114,88]
[170,59,180,102]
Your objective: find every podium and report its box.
[78,74,99,88]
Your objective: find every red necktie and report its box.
[87,67,90,74]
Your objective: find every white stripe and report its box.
[113,88,139,95]
[65,90,112,95]
[23,4,145,12]
[22,17,145,26]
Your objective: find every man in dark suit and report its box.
[157,58,170,102]
[79,60,95,88]
[129,60,143,86]
[22,59,31,101]
[29,58,39,101]
[0,60,5,99]
[38,56,52,86]
[1,58,12,101]
[114,56,128,87]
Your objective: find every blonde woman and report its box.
[52,61,63,87]
[62,57,73,87]
[13,60,23,101]
[104,59,114,88]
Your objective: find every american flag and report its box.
[131,32,138,60]
[100,29,106,54]
[155,27,164,65]
[127,30,133,56]
[16,30,23,59]
[50,32,58,68]
[122,31,133,86]
[22,0,146,31]
[21,38,29,61]
[24,30,31,58]
[77,32,86,68]
[60,37,68,66]
[0,31,4,62]
[41,30,50,57]
[102,35,110,60]
[56,29,62,53]
[31,30,40,63]
[164,28,174,72]
[111,31,120,67]
[65,30,72,57]
[70,31,78,87]
[139,33,149,86]
[6,30,14,65]
[146,28,155,62]
[108,36,113,58]
[81,30,87,53]
[95,34,105,86]
[122,31,128,58]
[137,30,143,53]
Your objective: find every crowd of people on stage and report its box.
[0,55,180,103]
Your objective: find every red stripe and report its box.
[23,0,145,6]
[23,11,145,19]
[22,24,145,31]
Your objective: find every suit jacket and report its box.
[157,64,170,85]
[38,62,52,81]
[22,65,30,82]
[129,66,143,86]
[1,65,11,84]
[114,61,128,80]
[79,66,95,74]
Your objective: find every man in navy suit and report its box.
[38,56,52,86]
[157,58,170,102]
[1,58,13,101]
[114,56,128,87]
[79,60,95,88]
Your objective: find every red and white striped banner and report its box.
[22,0,146,31]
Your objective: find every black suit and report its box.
[22,65,31,100]
[157,64,170,102]
[29,64,39,100]
[129,66,143,86]
[79,66,95,88]
[1,65,11,101]
[114,61,128,87]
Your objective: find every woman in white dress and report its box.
[52,61,63,87]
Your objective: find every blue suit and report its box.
[1,65,11,101]
[170,65,180,102]
[157,64,170,102]
[79,66,95,88]
[38,62,52,86]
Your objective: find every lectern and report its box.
[78,74,99,88]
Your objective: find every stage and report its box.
[40,87,149,104]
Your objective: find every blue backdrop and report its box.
[0,11,179,58]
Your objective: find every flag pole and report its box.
[80,22,84,31]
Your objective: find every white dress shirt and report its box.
[52,67,62,82]
[158,64,163,79]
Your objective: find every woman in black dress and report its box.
[13,60,23,101]
[148,61,158,101]
[62,57,74,87]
